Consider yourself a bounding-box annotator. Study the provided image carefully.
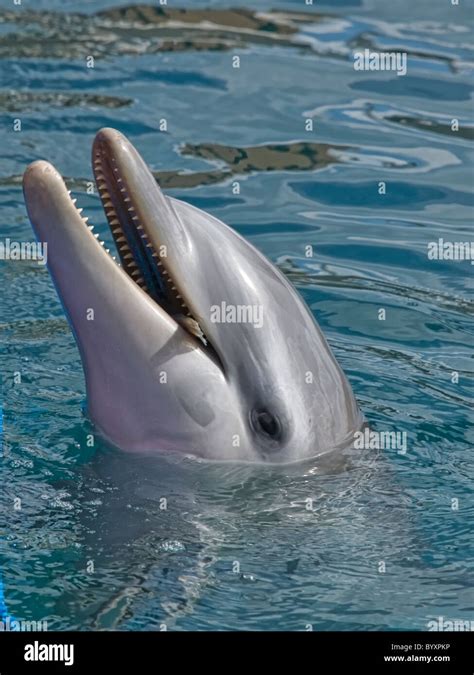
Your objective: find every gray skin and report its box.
[23,128,363,463]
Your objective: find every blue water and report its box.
[1,0,473,630]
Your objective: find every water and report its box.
[1,0,473,631]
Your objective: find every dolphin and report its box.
[22,128,363,463]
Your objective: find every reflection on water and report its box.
[1,0,473,631]
[0,92,133,112]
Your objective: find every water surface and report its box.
[1,0,473,630]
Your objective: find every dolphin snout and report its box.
[93,127,132,166]
[24,159,62,192]
[23,159,76,231]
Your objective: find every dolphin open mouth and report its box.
[91,129,208,346]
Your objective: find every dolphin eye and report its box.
[251,408,281,440]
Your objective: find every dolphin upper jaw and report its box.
[23,128,363,463]
[92,130,206,341]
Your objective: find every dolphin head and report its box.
[23,128,363,463]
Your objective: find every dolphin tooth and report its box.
[174,315,207,344]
